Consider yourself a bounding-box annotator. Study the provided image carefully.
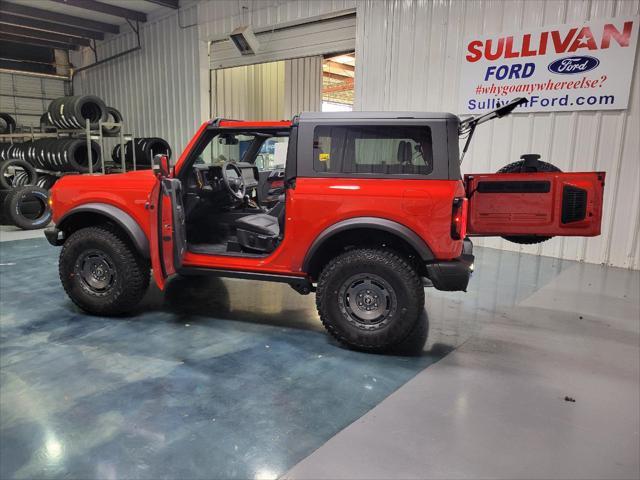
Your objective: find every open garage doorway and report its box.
[322,52,355,112]
[208,10,356,118]
[212,56,331,121]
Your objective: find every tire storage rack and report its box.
[0,119,139,230]
[1,95,172,230]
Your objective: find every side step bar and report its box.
[177,267,314,295]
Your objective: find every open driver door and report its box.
[149,154,187,289]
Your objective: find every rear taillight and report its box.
[270,180,284,188]
[451,197,468,240]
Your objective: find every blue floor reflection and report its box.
[1,238,443,479]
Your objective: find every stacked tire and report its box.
[112,137,171,169]
[1,139,100,173]
[0,142,27,162]
[102,107,123,136]
[26,138,101,173]
[0,159,52,229]
[1,186,52,230]
[0,113,16,134]
[0,159,37,190]
[47,95,107,130]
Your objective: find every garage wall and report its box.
[72,0,355,156]
[213,61,285,121]
[72,3,203,156]
[355,0,640,270]
[0,72,68,128]
[198,0,357,42]
[208,14,356,69]
[284,56,323,119]
[212,56,322,121]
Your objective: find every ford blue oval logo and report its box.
[548,56,600,75]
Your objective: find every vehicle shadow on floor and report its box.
[138,275,320,331]
[133,275,440,358]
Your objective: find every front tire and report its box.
[59,226,150,315]
[316,248,424,352]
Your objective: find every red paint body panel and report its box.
[219,120,291,128]
[50,169,156,241]
[148,181,165,290]
[464,171,605,236]
[180,177,465,276]
[49,118,606,292]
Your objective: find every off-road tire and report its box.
[316,248,424,352]
[498,159,562,245]
[59,226,150,315]
[497,159,561,174]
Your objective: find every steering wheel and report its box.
[221,161,246,200]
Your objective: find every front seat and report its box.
[235,196,285,253]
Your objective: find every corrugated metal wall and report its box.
[0,72,68,128]
[72,4,201,156]
[213,61,285,120]
[72,0,354,155]
[356,0,640,270]
[209,13,356,69]
[284,56,323,118]
[198,0,357,41]
[212,56,322,121]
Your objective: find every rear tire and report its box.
[59,226,150,315]
[316,248,424,352]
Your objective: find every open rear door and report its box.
[149,176,187,289]
[464,171,605,237]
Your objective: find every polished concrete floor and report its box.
[1,235,638,479]
[0,224,48,243]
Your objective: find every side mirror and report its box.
[152,154,171,179]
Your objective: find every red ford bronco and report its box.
[46,99,605,351]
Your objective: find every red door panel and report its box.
[464,171,605,237]
[149,178,186,289]
[148,181,168,290]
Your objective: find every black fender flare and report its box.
[302,217,434,272]
[57,203,149,257]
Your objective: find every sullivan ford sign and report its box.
[459,16,639,113]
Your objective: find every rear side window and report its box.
[313,125,433,175]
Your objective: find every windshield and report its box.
[197,131,289,170]
[198,133,255,165]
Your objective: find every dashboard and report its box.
[192,162,259,191]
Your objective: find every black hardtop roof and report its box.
[298,111,459,121]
